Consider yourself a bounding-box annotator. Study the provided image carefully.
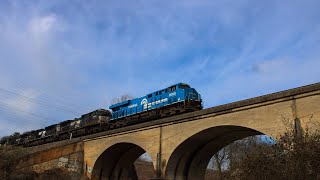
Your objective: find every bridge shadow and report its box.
[91,142,155,180]
[165,125,263,180]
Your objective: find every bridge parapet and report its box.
[84,82,320,179]
[19,82,320,180]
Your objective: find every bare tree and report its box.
[212,148,228,180]
[111,94,134,104]
[229,117,320,180]
[206,135,263,180]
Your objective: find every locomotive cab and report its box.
[175,83,203,110]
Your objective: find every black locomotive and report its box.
[0,109,111,147]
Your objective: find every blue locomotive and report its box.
[109,83,202,127]
[0,83,202,147]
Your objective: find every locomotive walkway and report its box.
[24,82,320,180]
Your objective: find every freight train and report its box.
[0,83,202,147]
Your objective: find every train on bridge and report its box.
[0,83,202,147]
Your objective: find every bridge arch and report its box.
[165,125,267,180]
[91,142,155,180]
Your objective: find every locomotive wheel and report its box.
[64,134,69,140]
[102,124,109,131]
[121,119,127,127]
[85,127,92,134]
[160,109,167,117]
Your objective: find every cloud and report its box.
[29,14,58,33]
[0,0,320,136]
[201,56,320,107]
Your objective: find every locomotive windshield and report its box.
[179,84,190,89]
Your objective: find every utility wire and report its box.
[0,101,55,126]
[0,92,83,121]
[0,78,95,112]
[0,110,47,135]
[0,91,70,115]
[0,87,82,115]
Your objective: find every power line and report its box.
[0,87,82,115]
[0,91,66,116]
[0,78,95,112]
[0,102,56,127]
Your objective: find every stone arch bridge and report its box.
[24,83,320,180]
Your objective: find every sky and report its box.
[0,0,319,136]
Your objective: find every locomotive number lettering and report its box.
[128,104,138,108]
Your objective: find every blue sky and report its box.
[0,0,320,136]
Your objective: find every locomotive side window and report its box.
[148,94,152,98]
[168,86,176,92]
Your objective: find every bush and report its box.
[0,145,28,179]
[231,126,320,180]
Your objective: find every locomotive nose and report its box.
[185,88,199,101]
